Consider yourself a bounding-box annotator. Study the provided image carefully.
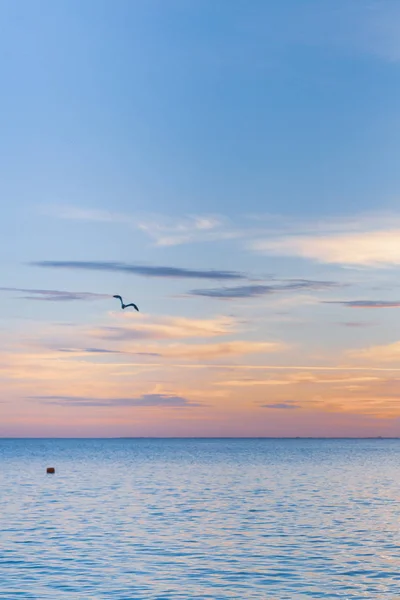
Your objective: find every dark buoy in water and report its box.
[46,467,55,474]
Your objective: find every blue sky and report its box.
[1,0,400,436]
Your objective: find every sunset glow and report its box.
[1,0,400,436]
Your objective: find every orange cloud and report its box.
[3,303,400,435]
[218,378,293,386]
[90,313,239,342]
[132,340,285,360]
[252,229,400,267]
[211,367,400,420]
[217,373,381,387]
[347,341,400,363]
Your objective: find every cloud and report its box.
[326,300,400,308]
[348,341,400,363]
[0,287,107,302]
[135,214,237,247]
[218,373,382,388]
[83,347,119,354]
[30,261,244,280]
[155,341,284,360]
[30,393,199,408]
[189,285,276,299]
[261,403,301,410]
[92,315,237,342]
[56,346,160,357]
[86,341,285,360]
[43,205,400,267]
[252,229,400,268]
[189,280,338,299]
[42,204,240,247]
[79,340,285,360]
[218,378,292,386]
[57,347,122,354]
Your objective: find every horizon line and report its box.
[0,436,398,440]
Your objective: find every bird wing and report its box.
[125,303,139,311]
[113,295,124,308]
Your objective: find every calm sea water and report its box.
[1,438,400,599]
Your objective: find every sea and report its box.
[1,438,399,599]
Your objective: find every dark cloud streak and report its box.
[56,347,161,356]
[190,280,339,299]
[261,403,301,410]
[0,287,107,302]
[30,393,200,408]
[30,261,244,280]
[324,300,400,308]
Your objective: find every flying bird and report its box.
[113,295,139,311]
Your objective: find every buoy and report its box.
[46,467,55,474]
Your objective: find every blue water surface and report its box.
[1,438,400,599]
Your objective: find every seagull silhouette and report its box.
[113,295,139,311]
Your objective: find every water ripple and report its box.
[1,439,400,598]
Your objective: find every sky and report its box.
[1,0,400,437]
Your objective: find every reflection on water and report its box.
[1,438,400,598]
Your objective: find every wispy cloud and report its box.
[43,205,400,268]
[217,378,293,387]
[218,373,382,387]
[33,311,284,360]
[135,214,237,247]
[30,393,199,408]
[83,347,119,354]
[93,315,237,341]
[58,347,121,354]
[30,261,244,280]
[189,285,276,299]
[42,204,238,247]
[57,346,161,357]
[155,341,284,360]
[251,228,400,268]
[189,279,338,299]
[326,300,400,308]
[0,287,108,302]
[348,341,400,363]
[57,340,285,361]
[261,403,301,410]
[100,341,286,360]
